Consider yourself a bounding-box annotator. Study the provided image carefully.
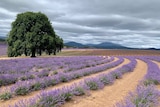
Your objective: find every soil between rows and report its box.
[0,57,130,107]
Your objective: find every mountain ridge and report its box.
[64,41,131,49]
[64,41,160,50]
[0,36,6,42]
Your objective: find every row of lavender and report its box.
[10,57,136,107]
[0,56,122,100]
[0,56,114,87]
[0,56,110,74]
[116,56,160,107]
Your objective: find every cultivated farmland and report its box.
[0,51,160,107]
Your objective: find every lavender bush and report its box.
[116,85,160,107]
[85,78,104,90]
[0,92,12,101]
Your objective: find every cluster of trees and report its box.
[7,12,63,57]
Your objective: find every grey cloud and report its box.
[0,0,32,12]
[65,0,160,19]
[53,22,105,34]
[54,15,123,28]
[54,14,160,31]
[0,0,160,48]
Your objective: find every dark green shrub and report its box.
[100,77,111,85]
[15,87,29,95]
[30,83,42,91]
[0,92,12,100]
[60,77,68,82]
[62,92,73,101]
[143,79,159,86]
[86,81,98,90]
[73,87,85,96]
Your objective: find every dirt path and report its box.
[62,59,147,107]
[0,57,130,107]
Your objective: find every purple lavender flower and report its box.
[116,85,160,107]
[85,77,104,90]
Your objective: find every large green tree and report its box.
[7,11,63,57]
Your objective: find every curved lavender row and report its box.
[146,56,160,62]
[11,57,136,107]
[24,56,114,83]
[0,56,106,75]
[0,56,121,99]
[145,60,160,84]
[139,57,160,84]
[116,57,160,107]
[0,56,111,87]
[84,57,137,90]
[0,58,65,87]
[0,56,113,90]
[0,56,107,75]
[0,56,112,86]
[63,56,114,73]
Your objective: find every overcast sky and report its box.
[0,0,160,48]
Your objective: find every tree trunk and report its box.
[39,49,42,56]
[54,50,56,55]
[24,49,27,56]
[59,47,62,52]
[49,52,51,55]
[24,48,27,56]
[31,48,36,57]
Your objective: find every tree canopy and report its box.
[7,11,63,57]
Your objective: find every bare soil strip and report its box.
[0,58,130,107]
[62,59,147,107]
[151,60,160,90]
[157,85,160,90]
[59,49,160,56]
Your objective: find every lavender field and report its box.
[0,43,7,56]
[0,55,159,107]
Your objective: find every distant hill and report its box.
[0,36,6,42]
[64,41,131,49]
[144,48,160,50]
[87,42,130,49]
[65,42,87,48]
